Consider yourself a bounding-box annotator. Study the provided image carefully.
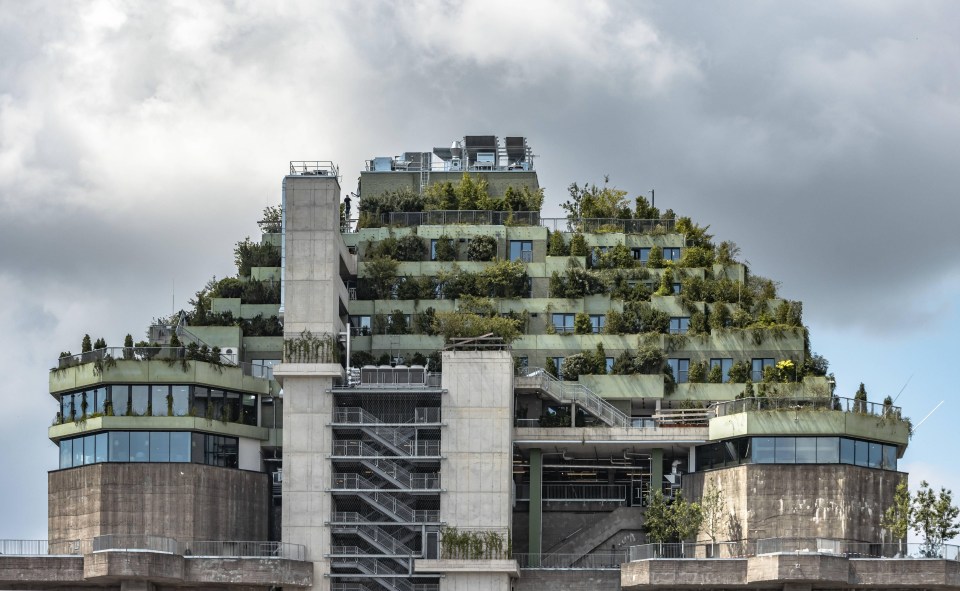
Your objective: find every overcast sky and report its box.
[2,0,959,540]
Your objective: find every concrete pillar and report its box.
[529,448,543,558]
[651,448,664,498]
[688,445,696,473]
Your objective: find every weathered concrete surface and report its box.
[48,463,269,544]
[621,558,747,588]
[621,556,960,590]
[0,556,84,584]
[684,464,904,543]
[515,569,620,591]
[544,506,645,563]
[84,551,184,582]
[415,558,519,577]
[746,554,849,584]
[0,553,312,589]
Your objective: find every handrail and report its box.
[629,539,960,561]
[713,396,903,419]
[517,368,630,428]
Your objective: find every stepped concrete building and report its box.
[1,136,950,591]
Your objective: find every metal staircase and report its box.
[516,368,631,427]
[330,555,413,591]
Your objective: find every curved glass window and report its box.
[59,431,238,469]
[55,384,261,426]
[697,436,898,471]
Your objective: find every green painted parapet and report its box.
[250,266,281,281]
[49,359,273,395]
[239,304,281,320]
[211,297,242,316]
[709,407,910,447]
[578,374,666,399]
[48,415,270,441]
[188,326,242,349]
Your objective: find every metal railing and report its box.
[290,160,339,177]
[713,396,902,420]
[0,539,82,555]
[515,483,627,503]
[629,539,960,561]
[514,551,627,569]
[516,367,630,428]
[182,540,306,560]
[438,526,512,560]
[629,541,754,560]
[383,210,540,227]
[540,217,677,234]
[54,347,271,380]
[334,407,440,425]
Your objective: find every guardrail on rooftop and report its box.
[713,395,902,419]
[514,551,627,569]
[0,539,82,556]
[629,538,960,561]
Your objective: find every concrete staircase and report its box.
[515,368,631,428]
[545,506,646,566]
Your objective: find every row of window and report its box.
[546,356,775,383]
[697,436,898,471]
[59,385,259,426]
[58,431,239,469]
[428,240,683,264]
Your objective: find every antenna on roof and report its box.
[892,373,913,404]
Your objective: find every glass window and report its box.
[171,386,190,417]
[209,389,225,421]
[250,359,279,379]
[83,435,95,465]
[840,438,855,464]
[669,317,690,335]
[551,357,564,376]
[225,392,241,423]
[95,433,108,463]
[552,313,575,333]
[92,387,107,415]
[672,283,682,294]
[710,358,733,383]
[668,358,690,383]
[170,432,191,462]
[663,247,681,261]
[130,432,150,462]
[151,385,169,416]
[150,432,170,462]
[430,239,439,261]
[131,386,149,416]
[855,439,869,467]
[751,358,775,382]
[632,247,650,263]
[817,437,840,463]
[753,437,775,463]
[242,394,257,426]
[883,445,897,471]
[589,314,605,334]
[193,387,209,419]
[60,439,72,469]
[110,432,130,462]
[605,357,614,374]
[72,437,84,466]
[775,437,796,463]
[349,316,372,336]
[795,438,817,463]
[111,386,129,417]
[868,442,883,469]
[509,240,533,262]
[192,433,206,464]
[61,393,74,422]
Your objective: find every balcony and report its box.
[50,348,276,395]
[710,395,911,447]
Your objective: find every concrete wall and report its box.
[515,570,620,591]
[48,463,268,544]
[440,350,514,529]
[282,174,346,337]
[280,173,348,589]
[684,464,905,543]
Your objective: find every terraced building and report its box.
[2,135,930,591]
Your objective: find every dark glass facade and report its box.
[58,431,238,469]
[57,384,259,426]
[697,436,898,471]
